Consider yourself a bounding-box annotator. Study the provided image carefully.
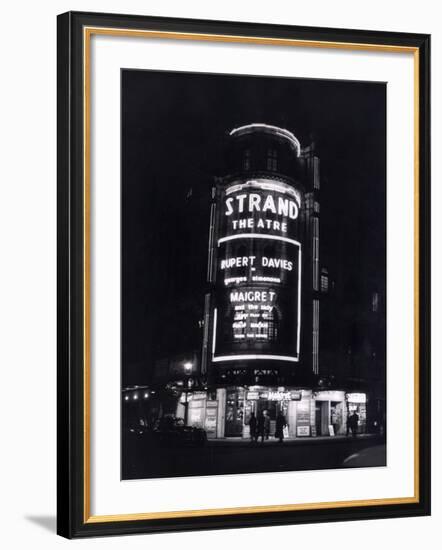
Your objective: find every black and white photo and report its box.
[121,69,387,479]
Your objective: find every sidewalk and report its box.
[208,433,383,447]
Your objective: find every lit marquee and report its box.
[212,173,302,363]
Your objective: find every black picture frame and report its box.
[57,11,431,538]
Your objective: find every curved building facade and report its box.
[203,124,318,377]
[196,123,334,438]
[212,126,304,367]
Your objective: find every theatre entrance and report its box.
[225,388,244,437]
[254,399,288,438]
[255,400,278,419]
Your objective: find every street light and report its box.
[183,361,193,425]
[183,361,193,375]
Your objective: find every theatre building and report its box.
[150,123,368,438]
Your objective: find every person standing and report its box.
[275,411,287,443]
[331,407,339,436]
[249,412,257,442]
[263,410,271,441]
[257,412,265,443]
[348,411,359,438]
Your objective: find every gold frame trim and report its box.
[83,26,420,524]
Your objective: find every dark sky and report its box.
[122,69,386,386]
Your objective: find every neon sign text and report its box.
[225,193,299,219]
[230,290,276,303]
[221,256,293,271]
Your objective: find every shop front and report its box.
[180,386,307,439]
[243,387,304,439]
[177,390,207,428]
[346,392,367,434]
[313,390,347,436]
[179,387,366,439]
[177,390,221,439]
[208,386,315,439]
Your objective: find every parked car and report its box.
[153,416,207,447]
[125,424,152,437]
[122,420,159,458]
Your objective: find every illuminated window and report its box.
[321,268,329,293]
[312,217,319,290]
[312,300,319,374]
[313,156,320,189]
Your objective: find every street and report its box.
[122,434,386,480]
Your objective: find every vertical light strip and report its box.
[297,246,302,355]
[207,202,216,281]
[312,217,319,290]
[312,302,315,373]
[312,299,320,374]
[212,307,218,356]
[314,156,320,190]
[201,294,211,374]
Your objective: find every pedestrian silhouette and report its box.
[263,410,270,441]
[257,412,265,443]
[275,411,287,443]
[348,411,359,438]
[249,412,257,442]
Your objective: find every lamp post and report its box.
[183,361,193,425]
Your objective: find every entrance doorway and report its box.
[330,401,343,435]
[315,402,322,435]
[256,400,277,419]
[225,388,244,437]
[254,400,288,439]
[315,401,329,436]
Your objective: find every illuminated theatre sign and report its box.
[212,179,302,364]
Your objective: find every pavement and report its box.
[208,433,381,447]
[122,432,386,479]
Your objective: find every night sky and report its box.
[122,69,386,386]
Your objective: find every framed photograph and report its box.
[57,11,431,538]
